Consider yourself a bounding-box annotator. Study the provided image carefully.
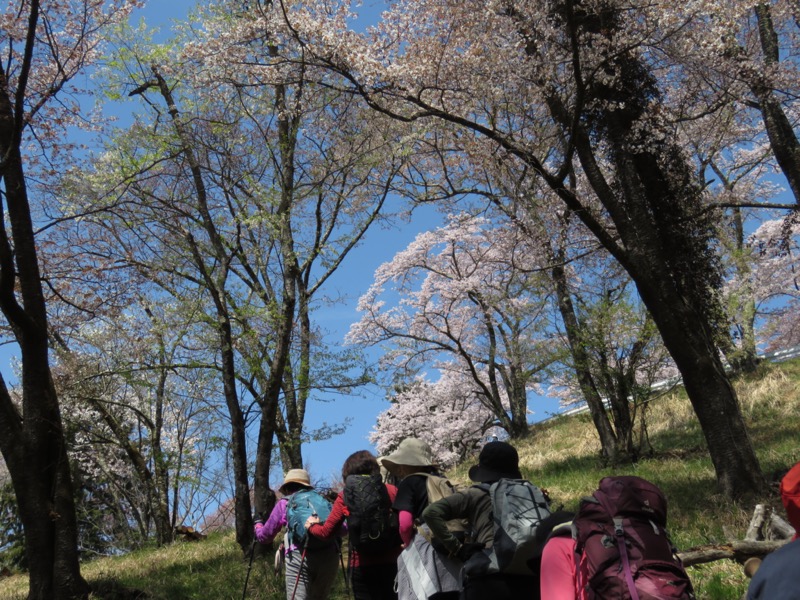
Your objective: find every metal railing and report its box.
[543,345,800,421]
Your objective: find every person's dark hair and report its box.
[410,464,438,476]
[342,450,380,481]
[281,481,309,495]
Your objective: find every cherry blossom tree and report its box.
[55,3,410,551]
[371,368,497,468]
[736,217,800,350]
[350,213,561,438]
[51,301,226,548]
[671,12,798,370]
[547,263,674,459]
[668,1,800,205]
[0,1,140,597]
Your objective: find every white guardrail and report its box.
[550,345,800,420]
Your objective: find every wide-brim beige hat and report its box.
[278,468,312,494]
[379,438,436,474]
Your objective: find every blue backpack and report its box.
[286,489,332,549]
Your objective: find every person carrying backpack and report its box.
[254,469,339,600]
[422,441,550,600]
[305,450,403,600]
[747,460,800,599]
[539,475,695,600]
[380,437,462,600]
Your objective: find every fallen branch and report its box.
[175,525,207,542]
[678,539,789,567]
[745,503,796,541]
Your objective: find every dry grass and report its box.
[0,532,329,600]
[418,362,798,598]
[453,360,800,599]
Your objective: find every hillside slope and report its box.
[1,359,798,599]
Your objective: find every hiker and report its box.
[537,512,582,600]
[747,460,800,599]
[305,450,402,600]
[254,469,339,600]
[422,441,547,600]
[539,476,694,600]
[381,437,462,600]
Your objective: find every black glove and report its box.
[456,542,485,562]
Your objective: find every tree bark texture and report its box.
[154,68,254,552]
[554,2,766,496]
[678,539,789,567]
[0,60,90,598]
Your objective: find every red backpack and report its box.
[572,476,695,600]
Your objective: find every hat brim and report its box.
[380,457,436,473]
[468,464,522,483]
[278,479,312,494]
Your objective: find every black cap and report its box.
[468,441,522,483]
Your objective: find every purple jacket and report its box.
[255,497,295,551]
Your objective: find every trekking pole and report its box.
[290,547,308,600]
[337,538,350,597]
[290,507,317,600]
[241,537,257,600]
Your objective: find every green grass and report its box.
[0,531,352,599]
[2,359,798,599]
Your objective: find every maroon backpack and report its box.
[573,476,695,600]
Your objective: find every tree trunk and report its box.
[268,68,305,473]
[0,93,89,597]
[253,399,278,525]
[556,5,766,495]
[651,301,763,497]
[607,151,765,497]
[718,203,759,374]
[549,245,620,459]
[154,68,254,551]
[749,4,800,204]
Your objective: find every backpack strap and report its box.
[613,517,641,600]
[595,487,642,600]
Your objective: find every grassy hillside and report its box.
[2,359,798,599]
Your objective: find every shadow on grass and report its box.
[88,543,277,600]
[92,540,351,600]
[88,579,150,599]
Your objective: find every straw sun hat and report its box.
[278,468,312,494]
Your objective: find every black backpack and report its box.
[343,473,401,552]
